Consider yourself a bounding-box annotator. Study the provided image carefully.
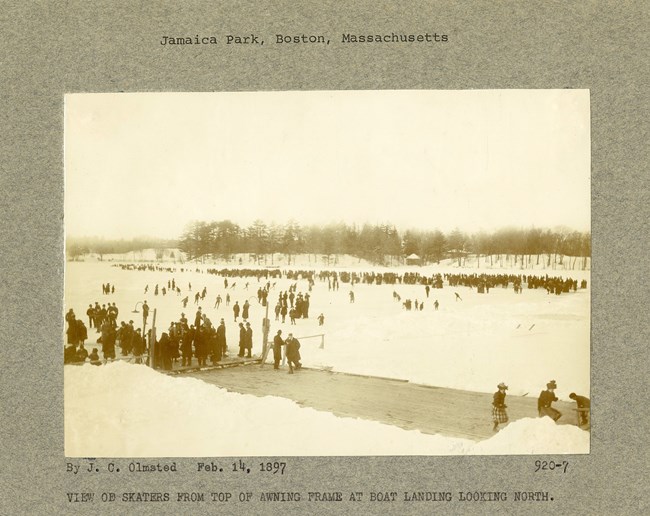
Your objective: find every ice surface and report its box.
[64,255,590,456]
[65,361,589,457]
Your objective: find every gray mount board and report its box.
[1,1,648,515]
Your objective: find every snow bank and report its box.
[65,362,589,457]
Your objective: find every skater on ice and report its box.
[538,380,562,421]
[273,329,284,369]
[285,333,302,374]
[569,392,590,426]
[492,382,509,431]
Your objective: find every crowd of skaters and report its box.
[64,270,321,369]
[67,264,587,374]
[112,261,587,296]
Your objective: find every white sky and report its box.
[65,90,590,239]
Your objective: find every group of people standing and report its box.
[272,330,302,373]
[148,311,229,370]
[491,380,590,431]
[274,289,311,324]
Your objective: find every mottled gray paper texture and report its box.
[1,1,648,515]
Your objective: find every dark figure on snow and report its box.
[492,382,509,431]
[158,332,172,370]
[65,309,78,345]
[285,333,301,374]
[454,292,462,302]
[194,327,208,367]
[538,380,562,421]
[434,300,439,310]
[180,327,193,367]
[216,319,227,358]
[349,290,355,303]
[64,345,77,364]
[569,392,590,426]
[76,343,89,363]
[142,301,150,326]
[132,329,145,364]
[242,300,250,320]
[89,347,101,365]
[86,304,94,328]
[100,321,116,361]
[76,320,88,345]
[273,330,284,369]
[317,313,325,326]
[233,301,240,321]
[238,323,246,357]
[244,322,253,358]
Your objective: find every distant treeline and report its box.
[176,220,591,268]
[67,236,178,260]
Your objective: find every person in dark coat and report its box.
[492,382,509,431]
[538,380,562,421]
[86,304,95,328]
[169,323,181,365]
[244,322,253,358]
[64,344,77,364]
[76,319,88,345]
[272,330,284,369]
[65,309,78,345]
[216,319,227,358]
[132,330,145,364]
[76,343,89,363]
[569,392,591,426]
[180,334,192,366]
[100,321,116,360]
[233,301,240,322]
[238,322,246,357]
[89,347,101,365]
[194,307,203,328]
[207,326,219,364]
[242,300,250,320]
[195,326,208,366]
[142,301,149,327]
[285,333,301,374]
[159,332,172,370]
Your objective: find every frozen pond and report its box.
[65,258,590,399]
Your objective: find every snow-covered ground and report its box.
[64,257,590,456]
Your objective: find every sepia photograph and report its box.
[64,89,591,457]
